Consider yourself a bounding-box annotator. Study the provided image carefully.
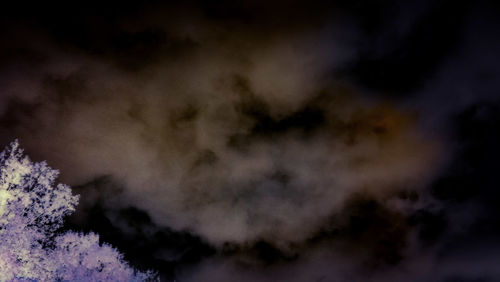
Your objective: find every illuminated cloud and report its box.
[0,1,499,281]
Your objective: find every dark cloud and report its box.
[346,0,468,95]
[0,1,499,281]
[63,176,216,281]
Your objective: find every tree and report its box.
[0,140,157,281]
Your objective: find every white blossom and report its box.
[0,140,157,281]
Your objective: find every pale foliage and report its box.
[0,140,157,281]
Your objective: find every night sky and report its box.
[1,1,500,281]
